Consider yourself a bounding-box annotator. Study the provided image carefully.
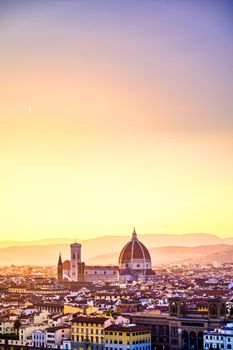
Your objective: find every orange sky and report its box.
[0,1,233,240]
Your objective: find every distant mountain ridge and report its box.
[0,233,233,266]
[86,244,233,266]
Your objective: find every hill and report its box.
[1,233,233,265]
[86,244,233,266]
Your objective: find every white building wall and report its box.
[19,325,48,341]
[0,320,16,334]
[84,267,119,282]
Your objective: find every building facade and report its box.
[124,297,227,350]
[57,229,155,283]
[71,316,112,350]
[104,323,151,350]
[204,323,233,349]
[118,229,155,282]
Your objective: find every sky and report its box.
[0,0,233,241]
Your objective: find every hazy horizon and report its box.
[1,0,233,241]
[0,231,233,244]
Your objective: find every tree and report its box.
[13,319,22,334]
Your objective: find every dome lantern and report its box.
[131,228,138,241]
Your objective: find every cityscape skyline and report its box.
[1,0,233,241]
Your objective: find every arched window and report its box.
[180,302,186,314]
[209,304,217,317]
[171,302,177,315]
[220,303,226,316]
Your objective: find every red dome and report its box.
[63,260,71,270]
[119,229,151,263]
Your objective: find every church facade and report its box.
[57,229,155,283]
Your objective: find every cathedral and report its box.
[57,229,155,283]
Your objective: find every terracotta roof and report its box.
[119,230,151,263]
[72,316,110,324]
[105,324,150,332]
[63,260,71,270]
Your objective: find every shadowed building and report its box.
[57,253,63,282]
[123,297,227,350]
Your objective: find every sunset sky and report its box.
[1,0,233,241]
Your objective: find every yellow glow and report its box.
[1,2,232,241]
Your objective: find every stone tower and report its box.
[207,298,226,319]
[57,253,63,281]
[70,242,82,282]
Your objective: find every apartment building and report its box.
[104,324,151,350]
[71,316,112,350]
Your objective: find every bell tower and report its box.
[57,253,63,281]
[70,242,82,282]
[208,298,226,319]
[169,297,186,317]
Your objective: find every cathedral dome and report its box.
[63,260,71,270]
[119,229,151,264]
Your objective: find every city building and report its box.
[71,316,112,350]
[124,297,227,350]
[57,229,155,283]
[46,326,71,348]
[104,323,151,350]
[204,323,233,349]
[32,329,47,348]
[118,229,155,282]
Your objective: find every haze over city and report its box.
[1,0,233,242]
